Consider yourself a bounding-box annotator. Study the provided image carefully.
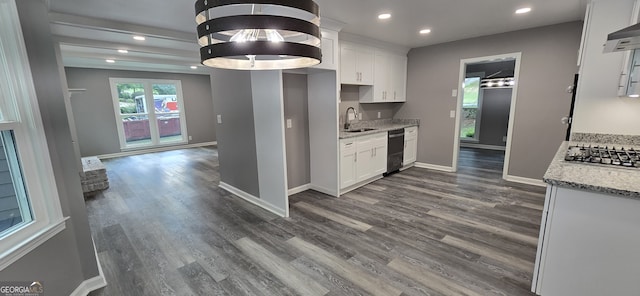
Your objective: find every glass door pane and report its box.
[152,83,184,144]
[115,82,152,147]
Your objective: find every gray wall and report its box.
[210,70,260,197]
[339,85,399,126]
[283,74,311,189]
[397,21,582,179]
[477,88,512,146]
[65,67,216,156]
[0,1,99,295]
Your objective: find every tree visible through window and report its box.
[461,77,481,140]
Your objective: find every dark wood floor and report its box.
[87,146,545,296]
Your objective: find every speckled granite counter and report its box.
[339,119,419,139]
[544,141,640,198]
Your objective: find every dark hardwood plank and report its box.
[87,146,540,296]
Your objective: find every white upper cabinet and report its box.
[391,54,407,102]
[360,50,408,103]
[313,29,339,71]
[340,42,374,85]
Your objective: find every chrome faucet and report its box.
[344,107,357,130]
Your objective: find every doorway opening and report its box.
[452,53,521,179]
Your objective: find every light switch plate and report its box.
[286,119,292,128]
[217,114,222,124]
[450,110,456,118]
[452,89,458,97]
[503,136,507,142]
[377,112,381,119]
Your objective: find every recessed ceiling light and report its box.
[118,49,128,54]
[419,29,432,35]
[133,35,146,41]
[190,66,198,69]
[515,7,532,14]
[378,13,391,20]
[105,59,115,63]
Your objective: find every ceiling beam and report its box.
[49,11,195,42]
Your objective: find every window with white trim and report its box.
[109,78,188,150]
[0,0,65,270]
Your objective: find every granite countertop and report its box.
[339,119,419,139]
[543,141,640,198]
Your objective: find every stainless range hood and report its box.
[604,23,640,52]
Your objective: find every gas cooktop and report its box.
[564,145,639,168]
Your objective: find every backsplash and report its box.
[571,133,640,146]
[339,85,401,124]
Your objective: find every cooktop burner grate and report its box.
[565,145,639,168]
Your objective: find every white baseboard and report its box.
[339,175,383,196]
[414,162,455,172]
[97,141,217,159]
[504,175,546,187]
[400,163,415,171]
[70,238,107,296]
[219,182,287,217]
[288,184,311,196]
[460,143,506,151]
[309,185,339,197]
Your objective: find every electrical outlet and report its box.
[358,113,362,120]
[286,119,292,128]
[377,112,381,119]
[217,114,222,124]
[450,110,456,118]
[188,136,192,141]
[452,89,458,97]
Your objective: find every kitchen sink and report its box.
[345,128,377,133]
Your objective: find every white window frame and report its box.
[461,73,484,142]
[109,78,188,150]
[0,0,66,271]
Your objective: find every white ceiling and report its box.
[48,0,588,73]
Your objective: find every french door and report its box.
[109,78,188,149]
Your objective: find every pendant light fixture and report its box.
[480,70,515,89]
[195,0,322,70]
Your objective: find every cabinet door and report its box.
[371,134,388,175]
[340,44,358,84]
[355,136,373,182]
[314,29,338,70]
[403,127,418,165]
[373,52,390,102]
[392,55,407,102]
[358,47,375,85]
[340,140,357,188]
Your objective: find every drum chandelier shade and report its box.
[195,0,322,70]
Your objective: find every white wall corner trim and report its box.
[504,175,546,187]
[288,184,312,196]
[70,239,107,296]
[414,162,456,172]
[219,182,287,218]
[96,141,217,159]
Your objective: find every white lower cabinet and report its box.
[339,139,357,189]
[340,132,388,190]
[403,126,417,165]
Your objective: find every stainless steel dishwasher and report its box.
[386,129,404,175]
